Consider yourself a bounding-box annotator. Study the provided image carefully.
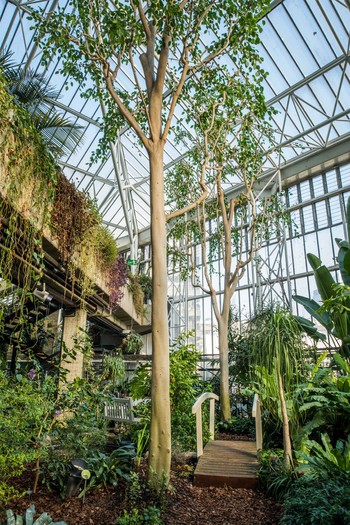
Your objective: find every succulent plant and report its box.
[2,505,67,525]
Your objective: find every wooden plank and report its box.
[194,440,259,488]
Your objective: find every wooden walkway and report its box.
[194,440,259,488]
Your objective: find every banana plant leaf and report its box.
[344,250,350,277]
[311,261,337,301]
[307,253,322,271]
[337,241,350,286]
[293,296,332,331]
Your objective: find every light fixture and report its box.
[33,284,53,304]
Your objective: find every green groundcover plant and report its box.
[280,476,350,525]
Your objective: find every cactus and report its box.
[2,505,67,525]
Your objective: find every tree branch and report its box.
[104,68,150,151]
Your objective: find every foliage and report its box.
[51,175,122,300]
[217,416,255,437]
[116,507,163,525]
[294,197,350,356]
[247,305,307,465]
[0,71,124,360]
[295,352,350,446]
[0,371,56,505]
[298,433,350,480]
[78,445,135,496]
[169,332,205,449]
[1,505,67,525]
[258,449,298,499]
[129,331,205,451]
[138,274,152,302]
[227,310,252,387]
[102,353,126,388]
[51,173,98,264]
[0,348,115,500]
[135,423,150,462]
[120,332,144,355]
[280,476,350,525]
[0,73,57,342]
[0,48,83,159]
[248,306,306,390]
[128,273,146,317]
[38,377,111,495]
[42,415,108,496]
[30,0,272,161]
[94,224,119,268]
[107,256,128,309]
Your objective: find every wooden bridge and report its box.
[192,393,262,488]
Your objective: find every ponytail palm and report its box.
[0,50,83,158]
[249,305,305,468]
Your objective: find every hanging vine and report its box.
[0,73,57,342]
[0,73,128,357]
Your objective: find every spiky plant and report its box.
[248,305,306,468]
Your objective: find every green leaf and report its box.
[338,247,350,285]
[344,250,350,277]
[25,505,36,525]
[307,253,322,271]
[336,238,349,249]
[6,510,16,525]
[294,315,327,341]
[293,296,332,330]
[347,197,350,244]
[314,264,337,302]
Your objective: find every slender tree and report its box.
[166,68,283,420]
[31,0,270,482]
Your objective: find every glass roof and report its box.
[1,0,349,247]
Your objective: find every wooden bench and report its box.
[104,397,139,423]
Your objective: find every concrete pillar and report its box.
[62,309,87,382]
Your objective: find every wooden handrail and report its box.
[192,392,219,458]
[252,394,263,452]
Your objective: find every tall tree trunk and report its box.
[218,317,231,421]
[277,368,292,469]
[148,146,171,484]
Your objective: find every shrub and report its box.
[120,332,144,355]
[298,433,350,480]
[129,331,206,451]
[218,416,255,437]
[258,449,298,499]
[116,507,163,525]
[78,445,135,496]
[280,476,350,525]
[0,372,56,505]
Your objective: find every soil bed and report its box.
[3,463,281,525]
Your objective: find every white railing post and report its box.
[252,394,263,452]
[209,397,215,440]
[192,392,219,458]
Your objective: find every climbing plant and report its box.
[0,73,57,344]
[0,73,127,365]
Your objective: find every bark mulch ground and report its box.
[2,464,282,525]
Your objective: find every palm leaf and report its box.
[0,52,84,158]
[33,112,84,157]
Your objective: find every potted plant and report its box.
[119,332,143,355]
[139,274,152,304]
